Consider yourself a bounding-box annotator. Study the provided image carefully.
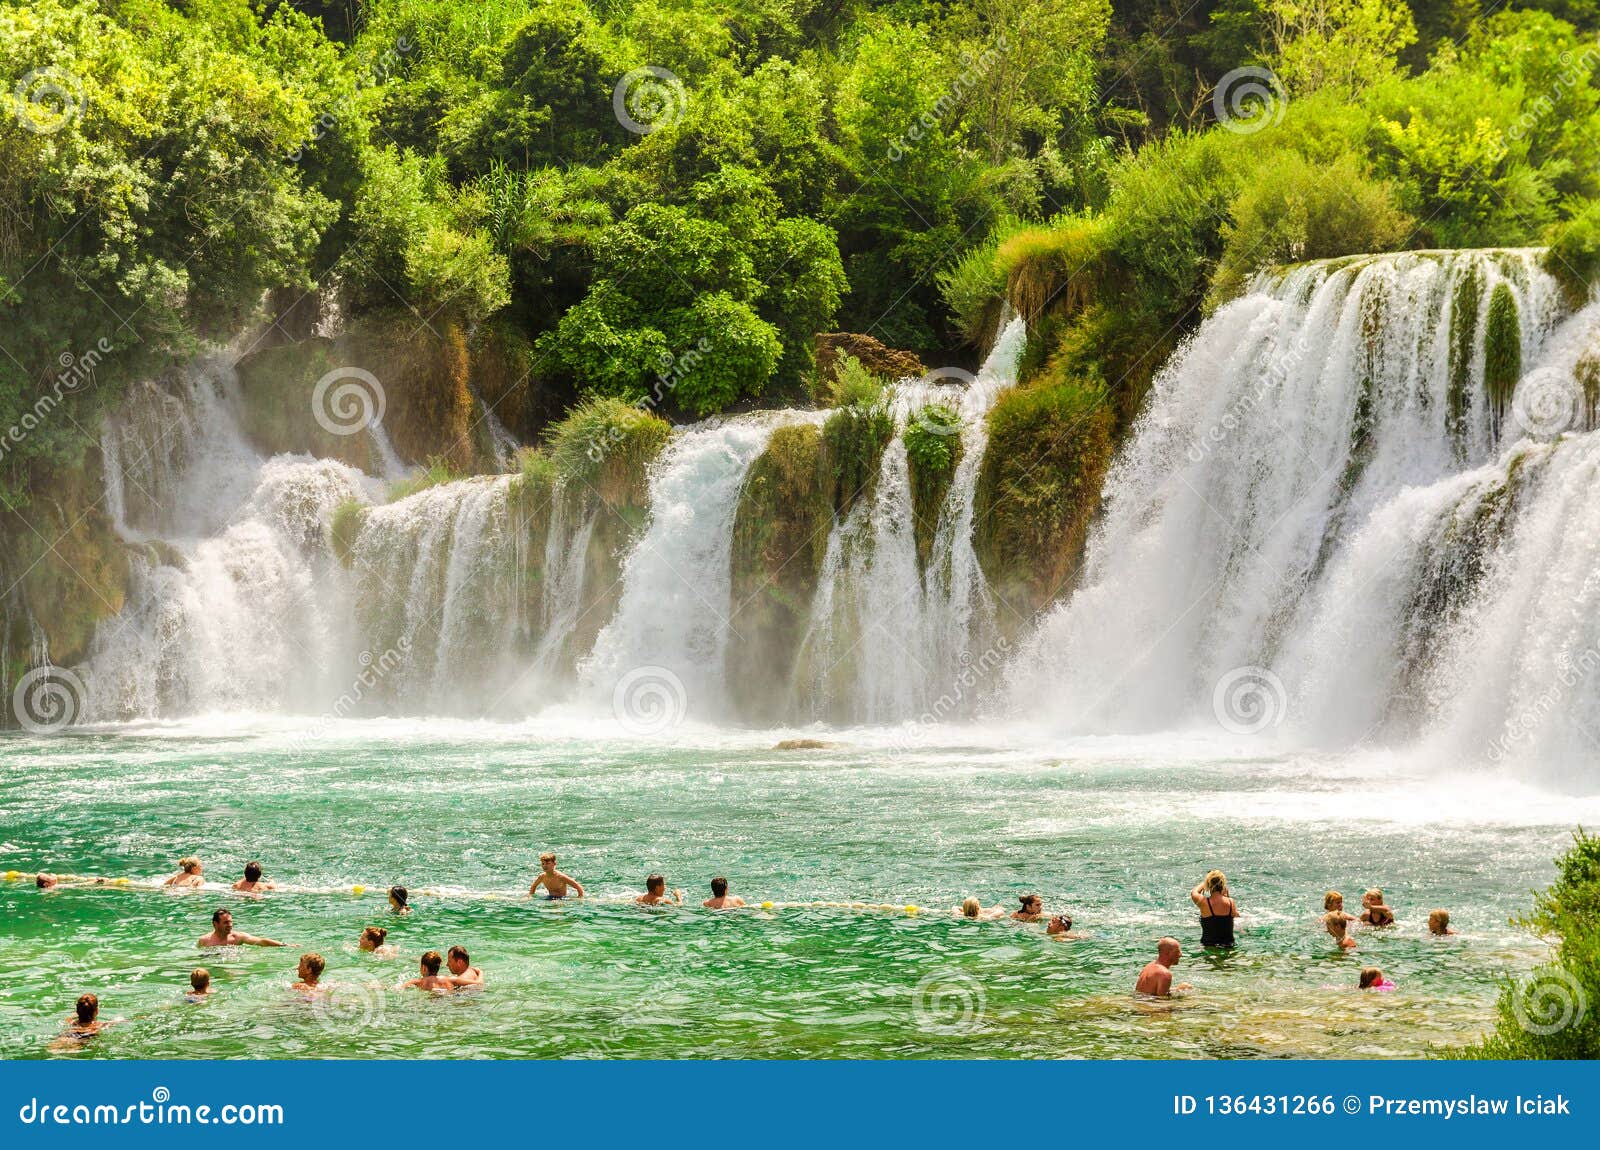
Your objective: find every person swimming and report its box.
[163,857,204,888]
[957,897,1005,920]
[291,953,326,995]
[1428,908,1459,936]
[198,908,285,948]
[232,861,274,893]
[636,874,682,905]
[406,950,455,992]
[445,945,483,987]
[1360,888,1395,926]
[1046,914,1085,940]
[528,852,584,899]
[358,926,396,956]
[58,993,112,1042]
[702,876,746,908]
[186,968,212,1002]
[35,872,57,889]
[1358,967,1396,991]
[1322,891,1358,949]
[388,886,411,914]
[1191,870,1238,948]
[1011,894,1044,922]
[1135,938,1192,997]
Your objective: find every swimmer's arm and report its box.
[1189,884,1207,908]
[560,873,584,897]
[528,874,546,895]
[238,933,285,947]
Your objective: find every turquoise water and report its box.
[1,718,1590,1059]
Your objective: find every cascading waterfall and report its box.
[795,313,1027,723]
[1010,249,1600,778]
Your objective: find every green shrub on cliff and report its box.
[544,397,671,507]
[821,396,894,516]
[905,404,964,568]
[1454,830,1600,1059]
[330,498,368,567]
[1544,201,1600,307]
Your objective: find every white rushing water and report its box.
[1008,249,1600,784]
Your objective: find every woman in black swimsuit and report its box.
[1190,869,1238,948]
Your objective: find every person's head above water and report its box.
[645,874,665,894]
[420,950,442,975]
[243,861,263,883]
[389,885,408,909]
[1018,894,1041,913]
[1203,870,1228,895]
[540,852,557,869]
[190,968,210,992]
[710,877,728,898]
[298,953,325,983]
[1428,909,1451,934]
[1157,937,1181,966]
[961,897,982,918]
[1324,890,1344,911]
[179,856,202,875]
[1047,914,1073,935]
[35,872,56,889]
[359,926,387,950]
[447,945,470,974]
[211,908,232,931]
[1358,967,1385,989]
[75,993,98,1024]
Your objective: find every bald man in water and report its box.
[1135,938,1193,997]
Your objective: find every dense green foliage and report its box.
[1455,830,1600,1058]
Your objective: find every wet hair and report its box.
[1328,915,1349,938]
[1019,893,1040,910]
[448,945,469,963]
[75,993,98,1024]
[420,950,442,975]
[211,907,230,927]
[646,874,665,893]
[179,856,201,873]
[1049,914,1073,932]
[1363,888,1383,902]
[961,897,982,918]
[1358,967,1383,989]
[1428,909,1451,933]
[389,885,408,907]
[300,953,325,980]
[35,872,54,888]
[1203,870,1227,894]
[360,926,387,948]
[710,877,728,898]
[1323,890,1344,911]
[244,861,263,882]
[190,969,210,992]
[540,852,556,864]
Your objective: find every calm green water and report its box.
[1,717,1590,1060]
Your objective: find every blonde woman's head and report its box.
[961,897,981,918]
[1203,870,1227,895]
[179,856,201,874]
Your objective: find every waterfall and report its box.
[529,487,597,680]
[795,314,1027,722]
[1008,249,1600,777]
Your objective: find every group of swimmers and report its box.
[25,858,1464,1044]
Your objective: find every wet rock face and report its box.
[814,333,925,391]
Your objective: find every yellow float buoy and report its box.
[905,905,919,915]
[113,877,130,886]
[760,901,773,910]
[351,884,366,896]
[2,871,19,882]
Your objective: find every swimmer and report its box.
[1135,938,1193,997]
[405,950,455,992]
[1011,894,1044,922]
[164,857,204,888]
[528,852,584,900]
[1046,913,1085,940]
[1428,908,1459,936]
[1325,913,1358,951]
[198,908,285,948]
[358,926,397,956]
[1358,967,1396,991]
[388,886,411,914]
[1191,869,1239,948]
[1360,888,1395,927]
[1321,891,1358,947]
[957,897,1005,920]
[445,945,483,987]
[35,872,57,889]
[291,953,326,995]
[232,861,274,893]
[51,993,115,1048]
[636,874,682,905]
[186,969,212,1002]
[702,877,746,909]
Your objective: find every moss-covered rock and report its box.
[814,333,925,400]
[329,497,368,568]
[820,400,894,517]
[904,405,963,570]
[1484,281,1522,435]
[973,375,1116,634]
[1447,263,1483,457]
[726,423,832,722]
